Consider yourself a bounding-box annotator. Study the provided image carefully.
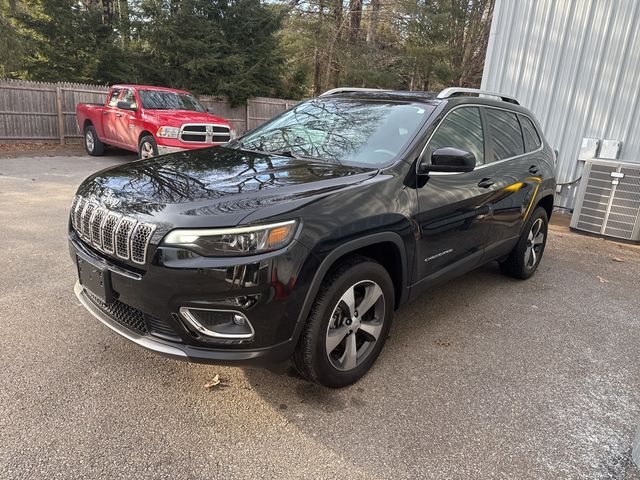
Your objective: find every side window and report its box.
[120,89,137,109]
[427,107,484,166]
[107,88,121,108]
[486,108,524,162]
[519,115,542,152]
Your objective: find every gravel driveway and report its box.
[1,151,639,479]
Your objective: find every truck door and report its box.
[103,87,122,143]
[115,88,138,150]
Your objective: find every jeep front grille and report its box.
[179,123,231,144]
[71,195,156,265]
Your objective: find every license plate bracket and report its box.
[77,255,113,304]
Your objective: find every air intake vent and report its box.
[71,195,156,264]
[571,160,640,242]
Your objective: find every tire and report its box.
[84,125,104,156]
[292,255,394,388]
[499,206,549,279]
[138,135,159,159]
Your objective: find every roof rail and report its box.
[437,87,519,105]
[320,87,391,97]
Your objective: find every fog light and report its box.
[179,307,254,339]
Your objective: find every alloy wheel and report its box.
[325,280,385,371]
[85,130,94,153]
[140,141,155,159]
[525,218,545,268]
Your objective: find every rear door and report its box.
[480,107,543,255]
[413,105,496,284]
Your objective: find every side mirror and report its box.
[419,147,476,174]
[117,101,136,111]
[207,107,215,114]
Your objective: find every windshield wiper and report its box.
[271,150,340,164]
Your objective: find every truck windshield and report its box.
[139,90,206,112]
[234,98,433,166]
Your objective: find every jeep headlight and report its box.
[162,220,298,257]
[157,126,180,138]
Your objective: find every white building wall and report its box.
[481,0,640,207]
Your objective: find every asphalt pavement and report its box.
[1,149,639,479]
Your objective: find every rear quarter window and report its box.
[486,108,524,162]
[519,114,542,152]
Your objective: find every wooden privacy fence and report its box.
[0,79,296,144]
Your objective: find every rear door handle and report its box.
[528,165,540,174]
[478,178,495,188]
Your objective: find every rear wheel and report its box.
[499,207,548,279]
[84,125,104,156]
[293,256,394,388]
[138,135,158,159]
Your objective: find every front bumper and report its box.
[157,145,186,156]
[70,233,316,367]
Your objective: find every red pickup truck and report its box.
[76,85,236,158]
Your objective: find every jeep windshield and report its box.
[138,90,206,112]
[233,98,434,166]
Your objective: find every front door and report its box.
[115,88,138,150]
[412,106,498,285]
[103,87,122,143]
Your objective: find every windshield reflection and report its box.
[236,98,433,166]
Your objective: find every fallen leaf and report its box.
[204,374,221,389]
[596,275,609,284]
[612,257,624,263]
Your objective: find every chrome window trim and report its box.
[179,307,255,339]
[416,103,544,176]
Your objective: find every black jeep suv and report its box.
[69,87,556,387]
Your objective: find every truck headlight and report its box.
[157,126,180,138]
[230,125,237,140]
[162,220,298,257]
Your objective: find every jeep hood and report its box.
[76,146,377,230]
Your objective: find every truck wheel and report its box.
[84,125,104,156]
[138,135,158,159]
[499,207,549,279]
[292,255,394,388]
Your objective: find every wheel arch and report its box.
[138,130,155,145]
[537,194,554,220]
[83,119,93,131]
[295,233,409,337]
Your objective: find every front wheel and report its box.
[138,135,159,159]
[499,207,549,279]
[292,256,394,388]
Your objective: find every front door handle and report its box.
[478,178,495,188]
[528,165,540,174]
[115,113,122,117]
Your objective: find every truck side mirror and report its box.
[419,147,476,174]
[207,107,215,114]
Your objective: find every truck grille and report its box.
[179,124,231,144]
[71,195,156,265]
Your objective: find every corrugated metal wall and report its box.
[481,0,640,208]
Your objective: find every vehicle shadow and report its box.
[241,261,522,471]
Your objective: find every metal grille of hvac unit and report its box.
[571,160,640,242]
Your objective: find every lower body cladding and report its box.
[69,233,315,368]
